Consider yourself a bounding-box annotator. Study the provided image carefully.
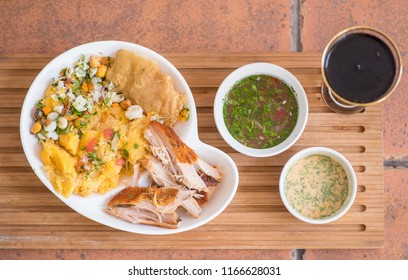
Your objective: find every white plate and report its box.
[20,41,239,235]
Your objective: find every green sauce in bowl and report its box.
[223,74,299,149]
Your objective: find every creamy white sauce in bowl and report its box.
[279,147,357,224]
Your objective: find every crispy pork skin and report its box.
[107,187,202,229]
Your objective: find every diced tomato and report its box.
[115,157,126,166]
[75,160,84,172]
[275,108,287,121]
[86,138,97,152]
[103,128,114,139]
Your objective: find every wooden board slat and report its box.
[0,53,384,249]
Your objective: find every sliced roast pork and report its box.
[142,157,181,189]
[144,121,222,192]
[107,187,202,229]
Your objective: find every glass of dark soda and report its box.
[321,26,403,114]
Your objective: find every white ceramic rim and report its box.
[279,147,357,224]
[19,41,239,235]
[213,62,308,157]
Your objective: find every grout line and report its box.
[291,1,306,259]
[291,0,300,52]
[298,0,304,52]
[292,249,305,260]
[291,0,305,260]
[384,159,408,169]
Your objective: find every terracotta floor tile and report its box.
[383,90,408,159]
[301,0,407,52]
[0,0,293,54]
[304,169,408,260]
[301,0,408,157]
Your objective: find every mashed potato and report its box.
[31,53,168,197]
[39,103,154,197]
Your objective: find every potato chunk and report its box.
[59,133,80,155]
[41,141,76,174]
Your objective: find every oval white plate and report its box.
[20,41,239,235]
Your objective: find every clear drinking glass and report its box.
[321,26,403,114]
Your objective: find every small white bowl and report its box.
[279,147,357,224]
[214,62,308,157]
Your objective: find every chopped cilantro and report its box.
[72,79,81,91]
[70,104,84,117]
[79,120,87,128]
[56,126,70,135]
[36,100,44,109]
[87,151,104,167]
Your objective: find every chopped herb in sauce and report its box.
[223,74,298,149]
[285,154,349,219]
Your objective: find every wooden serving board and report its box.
[0,53,384,249]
